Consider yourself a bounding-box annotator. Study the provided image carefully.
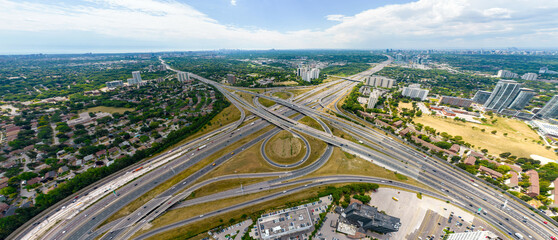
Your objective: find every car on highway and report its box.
[212,163,216,166]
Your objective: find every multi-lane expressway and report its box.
[12,55,558,240]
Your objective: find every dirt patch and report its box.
[266,131,306,164]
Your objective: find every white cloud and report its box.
[326,15,346,22]
[1,0,558,52]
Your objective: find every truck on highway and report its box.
[198,145,206,151]
[514,233,523,239]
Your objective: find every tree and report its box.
[18,172,38,181]
[496,165,511,174]
[499,152,512,158]
[434,141,452,149]
[491,130,497,134]
[0,186,17,195]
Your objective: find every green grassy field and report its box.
[298,116,324,131]
[79,106,134,114]
[264,130,307,165]
[258,97,276,107]
[414,114,556,159]
[272,91,291,100]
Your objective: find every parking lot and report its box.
[209,220,253,240]
[368,188,504,239]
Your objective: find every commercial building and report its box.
[537,95,558,119]
[106,80,123,89]
[297,67,320,82]
[226,74,236,85]
[497,70,518,78]
[344,202,401,234]
[446,231,498,240]
[256,196,332,240]
[365,76,395,88]
[258,207,312,240]
[439,96,473,108]
[177,72,190,82]
[401,84,429,101]
[522,72,538,80]
[484,80,522,112]
[530,120,558,137]
[472,90,492,104]
[508,88,535,110]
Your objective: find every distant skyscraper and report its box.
[484,80,522,112]
[497,70,519,79]
[226,74,236,84]
[132,71,142,82]
[401,84,429,101]
[128,71,142,85]
[521,73,538,81]
[537,95,558,119]
[509,88,535,110]
[472,90,492,104]
[177,72,190,82]
[366,76,395,88]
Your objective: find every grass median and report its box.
[258,97,276,108]
[134,183,343,240]
[272,91,291,100]
[296,147,427,189]
[264,130,307,165]
[184,177,276,200]
[298,116,324,131]
[195,131,327,184]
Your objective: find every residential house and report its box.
[449,144,461,153]
[478,166,503,178]
[505,171,518,188]
[525,169,540,197]
[464,156,477,165]
[58,166,69,174]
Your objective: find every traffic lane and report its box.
[90,115,299,239]
[135,175,439,240]
[47,117,251,240]
[64,118,276,240]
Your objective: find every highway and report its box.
[15,55,558,240]
[135,175,448,240]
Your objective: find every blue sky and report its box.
[184,0,412,31]
[0,0,557,54]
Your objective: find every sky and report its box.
[1,0,558,54]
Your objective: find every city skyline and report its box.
[1,0,558,54]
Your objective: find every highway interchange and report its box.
[10,56,558,240]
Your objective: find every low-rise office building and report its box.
[343,202,401,234]
[439,96,473,108]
